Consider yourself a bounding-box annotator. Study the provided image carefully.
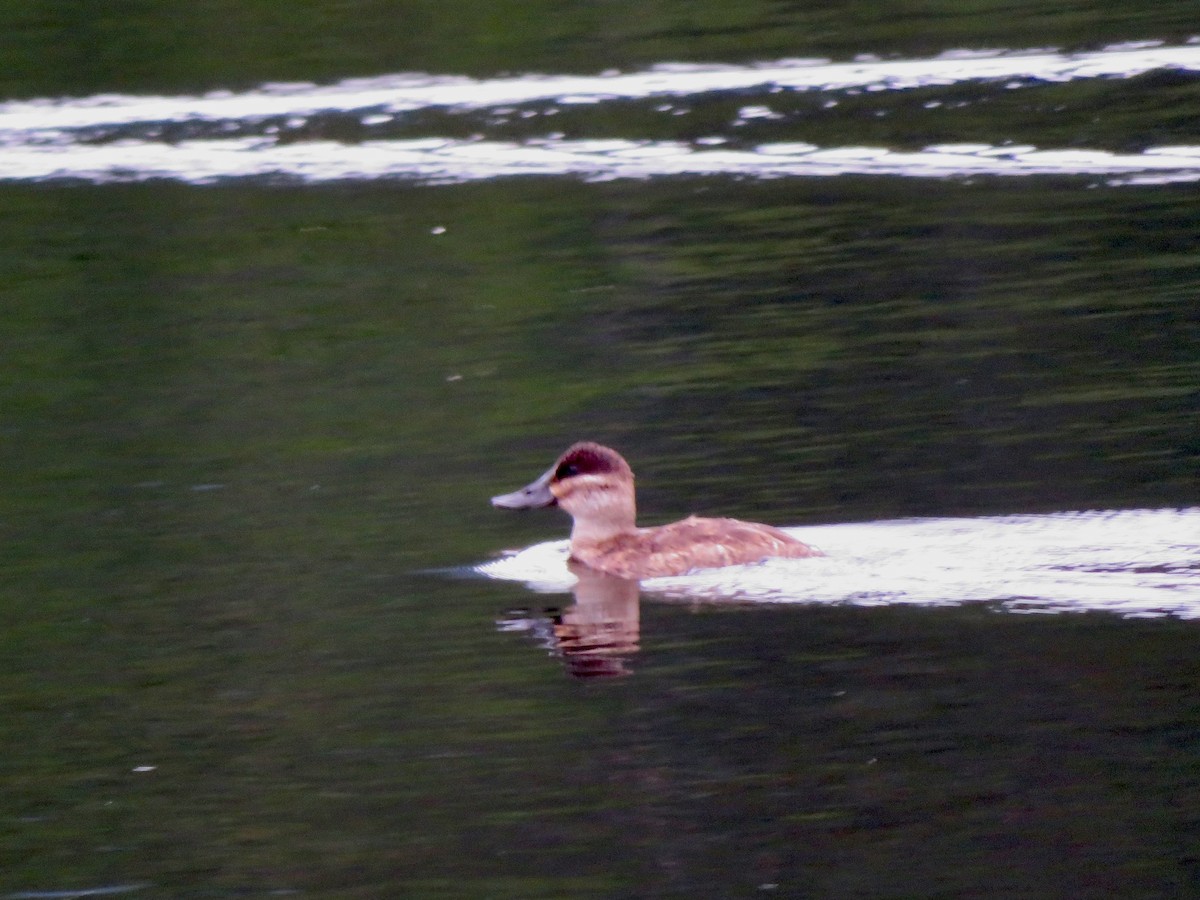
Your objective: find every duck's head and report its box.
[491,442,637,542]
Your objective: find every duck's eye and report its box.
[556,463,579,479]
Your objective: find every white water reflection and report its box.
[8,137,1200,184]
[478,508,1200,618]
[3,40,1199,135]
[1,40,1200,184]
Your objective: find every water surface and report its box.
[6,41,1200,184]
[2,5,1199,898]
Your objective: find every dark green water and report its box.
[1,177,1197,897]
[3,2,1200,897]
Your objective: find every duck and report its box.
[491,442,823,579]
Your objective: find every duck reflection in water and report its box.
[499,561,641,679]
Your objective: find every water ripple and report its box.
[3,41,1199,135]
[477,508,1200,618]
[2,40,1199,184]
[6,137,1200,185]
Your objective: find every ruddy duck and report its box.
[491,442,823,579]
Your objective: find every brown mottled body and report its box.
[575,515,822,579]
[492,442,823,579]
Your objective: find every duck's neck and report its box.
[568,495,637,547]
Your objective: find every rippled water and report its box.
[480,507,1200,617]
[4,11,1200,898]
[6,41,1200,183]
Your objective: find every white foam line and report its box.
[477,507,1200,617]
[2,41,1199,135]
[7,137,1200,184]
